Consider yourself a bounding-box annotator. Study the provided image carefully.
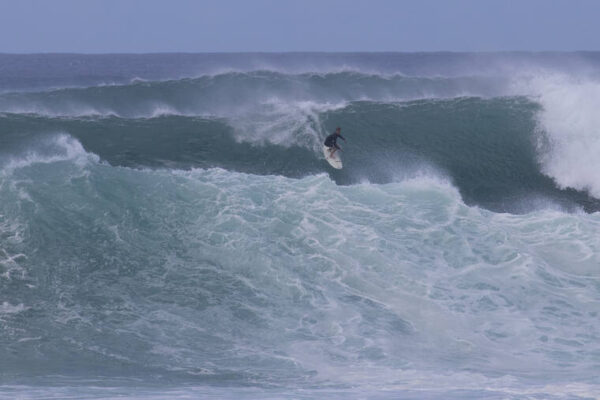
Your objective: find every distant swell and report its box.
[0,71,510,118]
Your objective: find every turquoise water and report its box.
[1,53,600,399]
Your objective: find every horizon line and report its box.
[2,50,600,56]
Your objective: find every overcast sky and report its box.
[1,0,599,53]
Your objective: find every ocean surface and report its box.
[1,53,600,399]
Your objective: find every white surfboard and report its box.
[323,145,342,169]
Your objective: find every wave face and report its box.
[1,75,598,213]
[2,53,600,399]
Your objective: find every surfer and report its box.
[324,127,345,157]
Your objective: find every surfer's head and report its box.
[335,127,341,134]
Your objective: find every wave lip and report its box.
[530,74,600,198]
[1,134,98,176]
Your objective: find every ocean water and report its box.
[1,53,600,399]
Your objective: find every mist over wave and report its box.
[2,53,600,399]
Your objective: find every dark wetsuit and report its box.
[324,132,345,149]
